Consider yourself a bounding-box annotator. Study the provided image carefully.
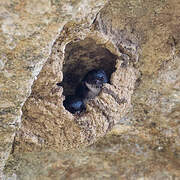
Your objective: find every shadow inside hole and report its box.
[61,38,118,96]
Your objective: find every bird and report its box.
[63,95,86,114]
[75,69,108,101]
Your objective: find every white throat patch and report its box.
[85,82,101,95]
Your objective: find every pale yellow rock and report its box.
[2,0,180,179]
[14,25,138,152]
[0,0,107,177]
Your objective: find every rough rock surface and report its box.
[0,0,107,177]
[1,0,180,179]
[13,23,138,152]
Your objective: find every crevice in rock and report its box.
[60,38,117,96]
[13,19,139,152]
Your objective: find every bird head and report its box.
[83,69,108,86]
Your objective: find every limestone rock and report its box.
[2,0,180,179]
[0,0,107,177]
[14,22,138,152]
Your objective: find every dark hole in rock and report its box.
[61,38,117,96]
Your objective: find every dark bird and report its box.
[63,95,86,114]
[75,69,108,101]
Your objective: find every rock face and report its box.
[0,0,107,177]
[13,22,138,152]
[1,0,180,179]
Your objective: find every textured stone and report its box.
[4,134,180,179]
[0,0,107,177]
[13,24,138,152]
[1,0,180,179]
